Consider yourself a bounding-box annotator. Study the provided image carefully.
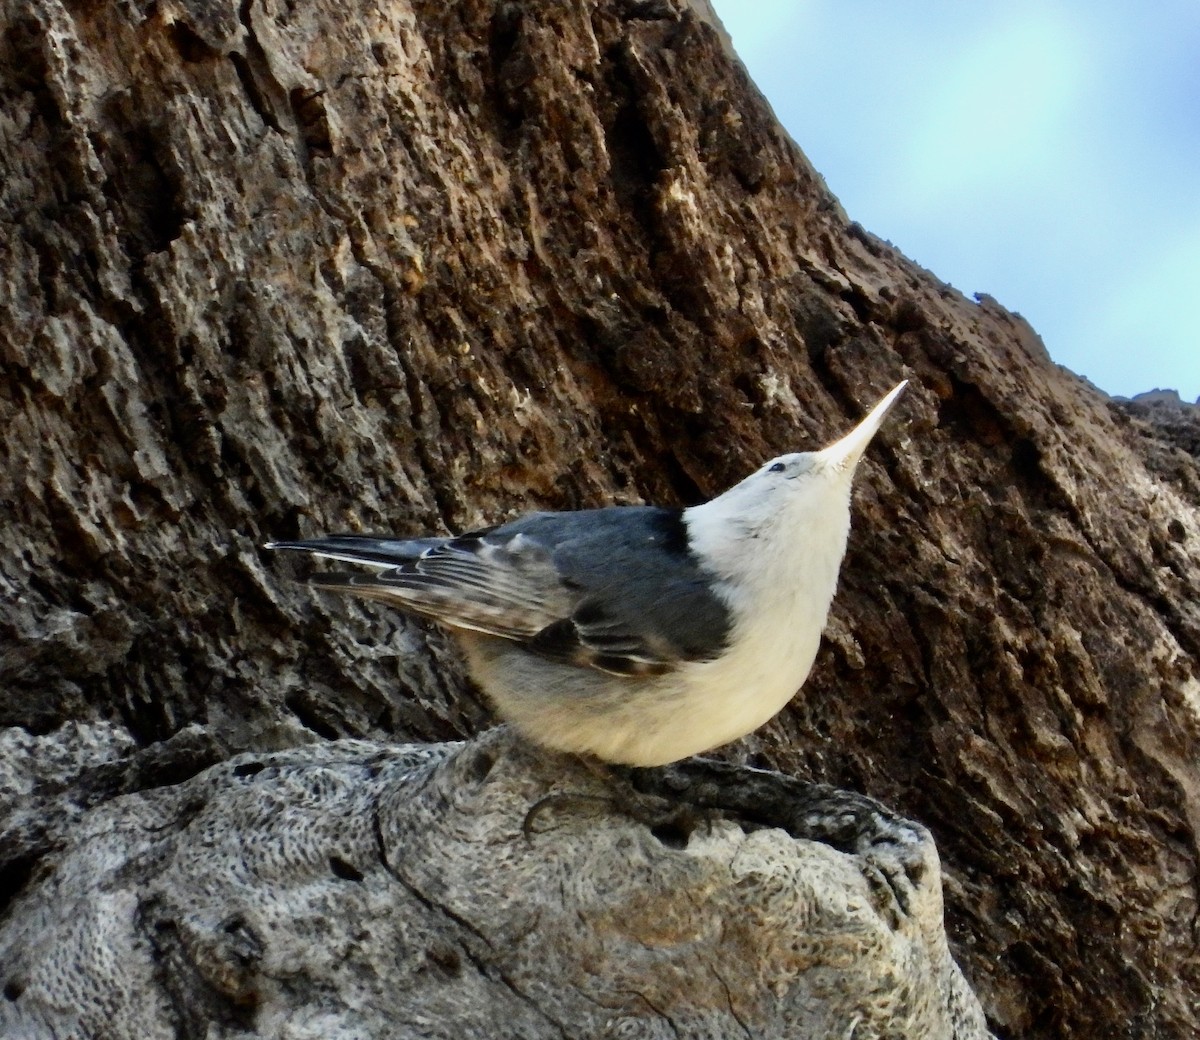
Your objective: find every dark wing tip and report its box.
[525,616,677,677]
[590,654,674,677]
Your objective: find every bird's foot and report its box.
[522,760,709,843]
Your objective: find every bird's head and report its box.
[690,381,908,543]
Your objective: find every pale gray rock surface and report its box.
[0,729,989,1039]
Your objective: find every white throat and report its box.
[684,471,855,612]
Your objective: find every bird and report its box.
[266,381,907,767]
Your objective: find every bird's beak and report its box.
[817,380,908,472]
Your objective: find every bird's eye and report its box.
[768,461,786,473]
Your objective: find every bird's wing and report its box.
[523,578,730,677]
[268,532,573,640]
[267,508,733,677]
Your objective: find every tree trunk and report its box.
[1,0,1197,1036]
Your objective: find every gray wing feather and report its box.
[271,533,571,639]
[267,508,732,675]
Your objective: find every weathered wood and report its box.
[0,729,992,1038]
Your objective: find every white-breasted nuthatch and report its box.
[267,381,906,765]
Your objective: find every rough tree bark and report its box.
[1,0,1197,1037]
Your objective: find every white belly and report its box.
[636,618,825,764]
[459,599,829,766]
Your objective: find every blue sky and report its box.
[710,1,1200,401]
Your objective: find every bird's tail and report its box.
[264,533,550,638]
[264,535,445,570]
